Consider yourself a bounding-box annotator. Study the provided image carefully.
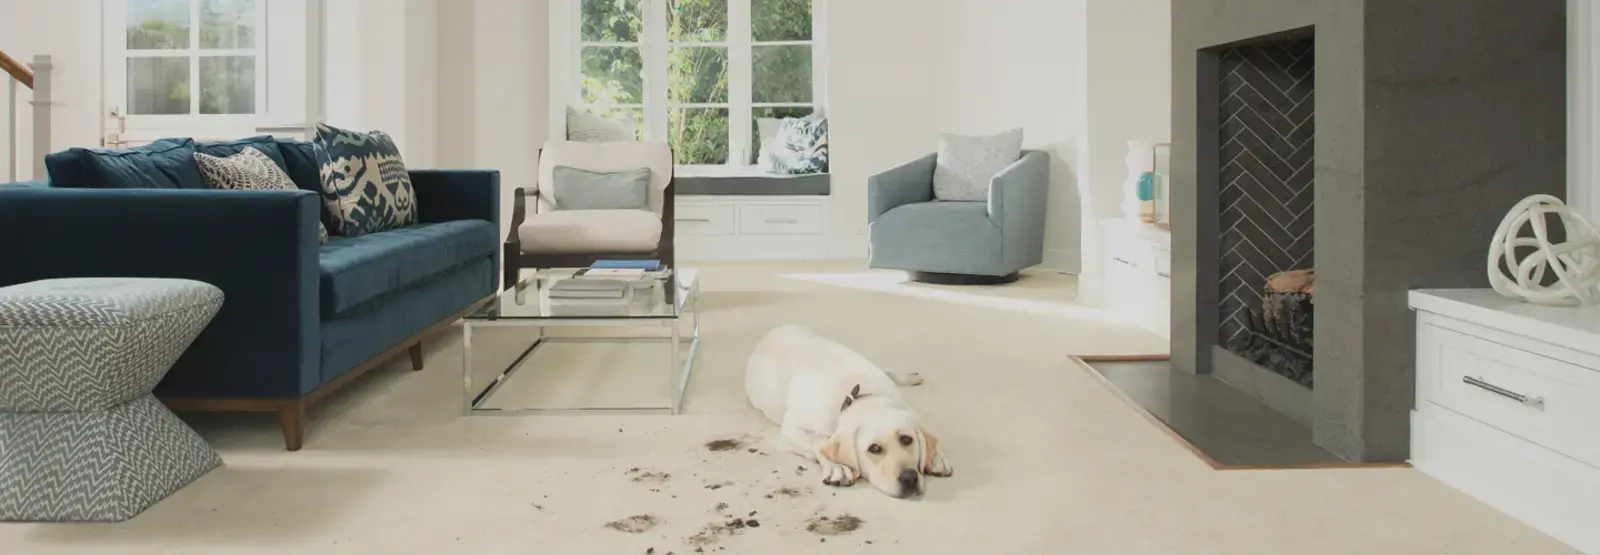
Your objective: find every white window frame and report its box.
[103,0,268,136]
[556,0,827,169]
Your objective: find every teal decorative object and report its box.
[1137,171,1155,201]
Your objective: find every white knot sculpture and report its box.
[1487,194,1600,306]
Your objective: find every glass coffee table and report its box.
[461,268,699,415]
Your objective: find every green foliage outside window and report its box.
[579,0,816,165]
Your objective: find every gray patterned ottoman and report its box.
[0,278,224,522]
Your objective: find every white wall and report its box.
[439,0,550,245]
[1080,0,1172,302]
[0,0,104,178]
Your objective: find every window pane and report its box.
[127,0,190,50]
[668,47,728,104]
[670,108,729,165]
[199,56,255,114]
[581,46,645,104]
[667,0,728,42]
[580,0,643,42]
[200,0,256,49]
[127,57,190,115]
[750,106,814,163]
[752,0,812,42]
[753,45,812,103]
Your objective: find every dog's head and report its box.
[821,395,942,499]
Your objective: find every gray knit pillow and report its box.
[932,128,1024,201]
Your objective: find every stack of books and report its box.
[571,260,670,285]
[547,279,629,306]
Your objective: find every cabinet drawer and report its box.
[1421,324,1600,468]
[674,204,734,235]
[738,204,824,235]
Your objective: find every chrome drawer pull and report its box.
[1157,271,1171,278]
[1112,257,1136,267]
[677,218,712,223]
[1463,376,1545,408]
[765,218,801,224]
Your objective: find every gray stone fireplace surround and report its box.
[1170,0,1567,462]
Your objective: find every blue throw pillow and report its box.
[760,117,829,175]
[44,138,205,189]
[312,123,418,237]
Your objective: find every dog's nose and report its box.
[898,469,919,489]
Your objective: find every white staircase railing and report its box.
[2,51,52,183]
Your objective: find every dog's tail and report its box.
[885,370,925,387]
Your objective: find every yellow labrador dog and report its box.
[745,325,953,499]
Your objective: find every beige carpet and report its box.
[0,262,1576,554]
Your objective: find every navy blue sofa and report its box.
[0,136,500,450]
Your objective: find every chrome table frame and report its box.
[461,273,700,416]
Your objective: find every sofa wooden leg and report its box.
[280,401,306,452]
[409,341,425,371]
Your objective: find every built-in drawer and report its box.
[1421,324,1600,468]
[674,204,735,235]
[738,204,824,235]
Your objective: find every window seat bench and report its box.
[673,166,830,196]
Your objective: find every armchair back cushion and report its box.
[537,140,672,215]
[550,166,651,211]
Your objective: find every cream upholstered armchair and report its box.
[503,141,676,287]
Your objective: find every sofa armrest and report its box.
[988,151,1051,270]
[0,187,322,399]
[868,153,937,224]
[412,170,500,225]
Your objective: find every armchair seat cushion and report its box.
[318,219,497,316]
[516,209,662,255]
[871,201,1004,275]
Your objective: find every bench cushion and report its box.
[318,220,497,316]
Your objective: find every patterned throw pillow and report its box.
[195,146,329,244]
[932,128,1024,202]
[759,117,829,175]
[312,123,418,237]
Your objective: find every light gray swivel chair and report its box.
[867,150,1049,285]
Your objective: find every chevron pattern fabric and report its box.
[0,396,222,522]
[0,278,224,412]
[1217,38,1315,353]
[0,278,224,522]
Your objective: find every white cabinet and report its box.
[1101,219,1170,338]
[1409,290,1600,554]
[675,196,855,260]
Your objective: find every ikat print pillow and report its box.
[312,123,418,237]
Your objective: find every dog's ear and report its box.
[917,426,942,474]
[820,423,860,472]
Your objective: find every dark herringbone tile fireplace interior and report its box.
[1217,36,1314,386]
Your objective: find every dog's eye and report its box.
[867,444,883,455]
[899,435,914,446]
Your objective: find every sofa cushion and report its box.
[273,139,322,193]
[516,209,662,255]
[318,220,497,316]
[196,136,289,175]
[44,138,205,190]
[313,123,419,237]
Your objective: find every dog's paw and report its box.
[901,372,925,386]
[924,456,953,477]
[822,465,857,487]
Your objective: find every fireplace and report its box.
[1172,0,1566,463]
[1216,36,1315,389]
